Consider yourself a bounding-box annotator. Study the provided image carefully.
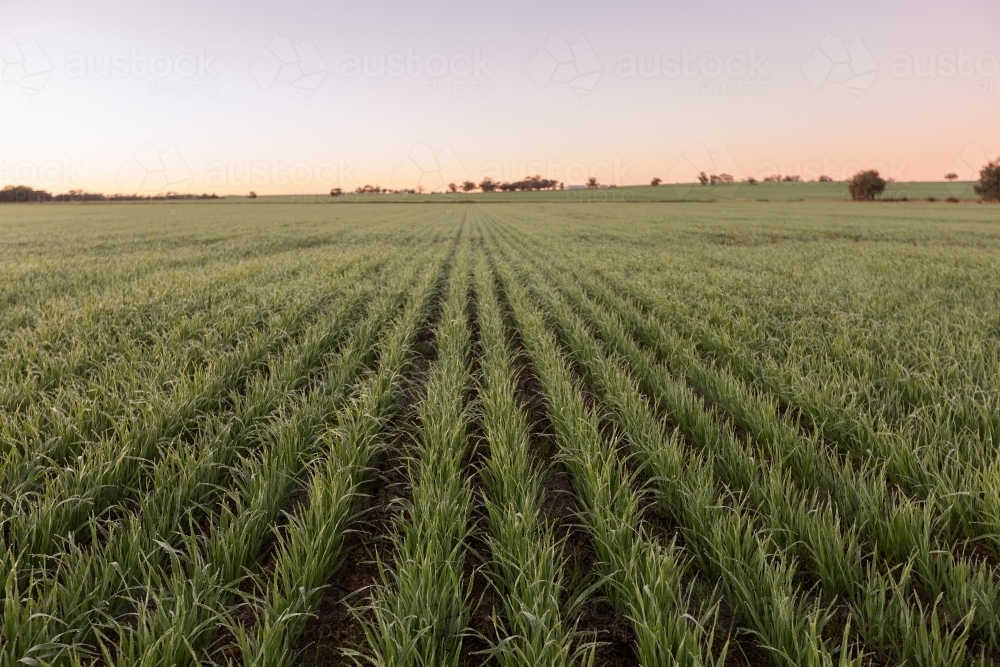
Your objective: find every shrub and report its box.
[974,160,1000,202]
[650,177,661,186]
[848,170,886,201]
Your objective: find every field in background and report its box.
[250,180,983,204]
[2,200,1000,667]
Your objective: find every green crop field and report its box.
[255,180,984,204]
[2,200,1000,667]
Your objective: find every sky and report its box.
[2,0,998,195]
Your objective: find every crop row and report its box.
[482,218,997,665]
[3,240,444,665]
[4,209,997,666]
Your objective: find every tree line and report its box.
[0,186,221,203]
[330,175,570,197]
[644,161,1000,203]
[5,160,999,204]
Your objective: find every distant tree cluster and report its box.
[759,175,802,183]
[54,190,112,202]
[1,186,220,203]
[500,175,563,191]
[1,186,52,202]
[325,176,569,197]
[470,175,564,192]
[109,192,220,201]
[697,172,736,185]
[446,181,484,193]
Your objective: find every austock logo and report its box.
[204,157,359,191]
[666,144,744,199]
[339,48,495,96]
[251,35,327,93]
[0,35,52,96]
[945,144,996,197]
[479,157,634,188]
[1,156,82,190]
[802,35,878,104]
[891,50,998,98]
[391,143,468,192]
[116,144,193,195]
[527,35,602,105]
[616,48,770,97]
[64,48,220,96]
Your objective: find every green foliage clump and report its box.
[849,170,887,201]
[974,159,1000,202]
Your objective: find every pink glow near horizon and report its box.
[1,0,998,196]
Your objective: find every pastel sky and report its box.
[2,0,998,195]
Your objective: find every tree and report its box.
[745,177,758,185]
[447,182,458,193]
[818,175,833,182]
[698,171,709,186]
[508,175,558,191]
[248,191,258,199]
[329,188,341,197]
[586,177,599,189]
[945,173,958,181]
[0,185,53,202]
[479,177,497,192]
[848,170,887,201]
[417,185,424,194]
[974,159,1000,202]
[650,177,662,186]
[461,180,476,192]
